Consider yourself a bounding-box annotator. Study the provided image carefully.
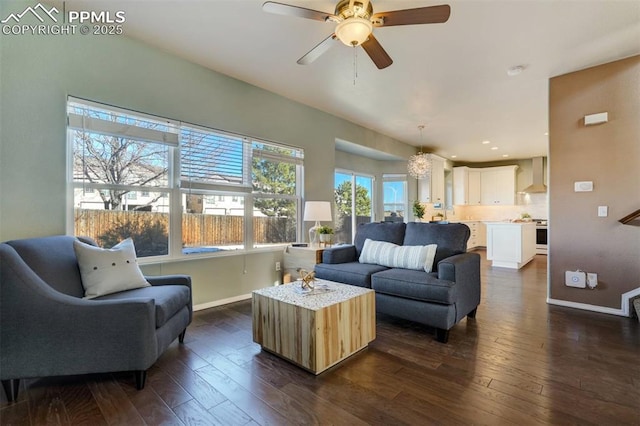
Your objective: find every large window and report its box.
[68,97,303,258]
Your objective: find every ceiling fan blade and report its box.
[263,1,336,22]
[297,34,338,65]
[371,4,451,27]
[361,34,393,69]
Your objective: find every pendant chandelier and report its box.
[407,125,431,179]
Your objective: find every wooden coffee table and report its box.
[252,280,375,374]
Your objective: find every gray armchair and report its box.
[0,235,192,402]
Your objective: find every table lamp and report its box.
[303,201,332,246]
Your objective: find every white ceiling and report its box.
[58,0,640,162]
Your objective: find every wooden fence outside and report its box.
[74,209,295,247]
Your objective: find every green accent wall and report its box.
[0,0,414,306]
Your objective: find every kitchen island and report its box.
[485,221,536,269]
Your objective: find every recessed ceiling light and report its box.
[482,140,490,144]
[491,147,498,150]
[544,132,549,136]
[451,155,457,158]
[502,154,509,158]
[507,65,526,76]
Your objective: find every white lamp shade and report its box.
[303,201,332,222]
[335,17,373,46]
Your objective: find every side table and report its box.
[283,246,324,283]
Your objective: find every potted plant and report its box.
[317,226,334,244]
[521,212,532,222]
[412,200,425,221]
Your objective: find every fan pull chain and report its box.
[353,45,358,86]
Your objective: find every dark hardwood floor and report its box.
[2,252,639,425]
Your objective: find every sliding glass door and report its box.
[334,171,374,244]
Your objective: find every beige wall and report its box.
[548,55,640,309]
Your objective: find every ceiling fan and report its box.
[263,0,451,69]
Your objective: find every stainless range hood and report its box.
[522,157,547,193]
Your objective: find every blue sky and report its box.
[335,172,405,208]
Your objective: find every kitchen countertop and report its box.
[485,221,536,225]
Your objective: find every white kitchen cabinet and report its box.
[464,221,479,250]
[477,220,486,246]
[468,170,482,205]
[418,155,445,204]
[480,166,518,205]
[462,221,486,250]
[453,167,468,205]
[485,222,536,269]
[453,167,482,205]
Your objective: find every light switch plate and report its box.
[598,206,608,217]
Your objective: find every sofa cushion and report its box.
[371,268,457,305]
[403,223,470,270]
[353,222,406,257]
[74,238,150,299]
[314,262,388,288]
[96,285,191,328]
[359,239,438,272]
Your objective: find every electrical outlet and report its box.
[275,262,281,271]
[587,273,598,288]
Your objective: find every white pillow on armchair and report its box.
[74,238,150,299]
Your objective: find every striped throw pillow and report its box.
[359,238,438,272]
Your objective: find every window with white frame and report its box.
[382,174,407,223]
[68,97,303,258]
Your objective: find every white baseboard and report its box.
[547,286,640,317]
[193,293,251,312]
[547,298,626,316]
[621,287,640,317]
[194,289,640,318]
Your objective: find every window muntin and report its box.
[67,97,303,259]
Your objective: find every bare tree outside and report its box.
[71,105,173,256]
[72,110,169,212]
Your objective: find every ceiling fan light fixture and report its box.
[335,17,373,46]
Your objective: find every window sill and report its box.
[137,245,287,266]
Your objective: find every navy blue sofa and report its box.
[315,222,480,343]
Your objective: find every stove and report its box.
[534,219,547,255]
